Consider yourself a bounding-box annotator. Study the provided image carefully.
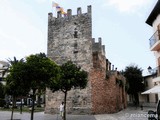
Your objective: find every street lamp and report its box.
[147,66,152,73]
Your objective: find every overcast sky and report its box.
[0,0,158,74]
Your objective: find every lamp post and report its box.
[147,66,152,74]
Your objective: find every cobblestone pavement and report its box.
[0,106,157,120]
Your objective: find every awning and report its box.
[141,85,160,94]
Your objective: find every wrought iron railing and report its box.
[149,30,160,48]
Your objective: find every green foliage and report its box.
[5,58,29,97]
[49,61,88,92]
[123,64,145,106]
[0,83,5,107]
[5,53,60,120]
[25,53,60,120]
[123,65,144,94]
[0,98,6,107]
[5,57,28,120]
[0,83,5,99]
[49,61,88,120]
[25,53,60,90]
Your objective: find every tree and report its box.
[49,61,88,120]
[0,83,5,107]
[25,53,60,120]
[123,65,144,106]
[5,57,29,120]
[0,82,5,99]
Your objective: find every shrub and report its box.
[0,98,6,107]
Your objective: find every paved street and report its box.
[0,106,157,120]
[0,111,96,120]
[95,106,157,120]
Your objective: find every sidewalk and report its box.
[0,111,96,120]
[95,106,157,120]
[0,106,157,120]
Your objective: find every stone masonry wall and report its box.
[46,5,127,115]
[46,6,93,114]
[47,6,92,71]
[90,51,127,114]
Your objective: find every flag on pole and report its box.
[52,1,67,16]
[52,1,59,7]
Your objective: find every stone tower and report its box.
[46,6,93,114]
[46,5,127,114]
[47,6,92,71]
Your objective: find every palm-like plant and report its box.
[6,57,27,120]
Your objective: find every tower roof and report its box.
[146,0,160,26]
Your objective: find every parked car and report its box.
[10,99,24,106]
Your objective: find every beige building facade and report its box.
[140,74,158,106]
[146,0,160,99]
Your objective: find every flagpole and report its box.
[52,1,67,17]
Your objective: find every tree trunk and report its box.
[134,92,139,105]
[11,105,14,120]
[133,92,139,109]
[30,89,36,120]
[11,96,16,120]
[63,91,67,120]
[5,95,9,108]
[20,97,23,114]
[37,89,41,107]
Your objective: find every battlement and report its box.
[92,37,105,56]
[48,5,91,19]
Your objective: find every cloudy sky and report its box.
[0,0,158,73]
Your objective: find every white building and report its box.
[0,60,9,85]
[145,0,160,98]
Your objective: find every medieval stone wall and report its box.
[90,51,127,114]
[46,5,127,115]
[46,6,93,114]
[47,6,92,71]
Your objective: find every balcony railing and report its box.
[149,30,160,49]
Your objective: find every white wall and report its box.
[153,14,160,32]
[153,14,160,67]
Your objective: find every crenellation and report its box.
[102,45,105,55]
[77,7,82,15]
[87,5,92,14]
[92,38,95,43]
[57,11,62,18]
[98,37,102,46]
[92,38,105,55]
[48,12,53,18]
[112,65,114,71]
[106,59,112,71]
[67,9,72,16]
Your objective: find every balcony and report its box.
[149,30,160,51]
